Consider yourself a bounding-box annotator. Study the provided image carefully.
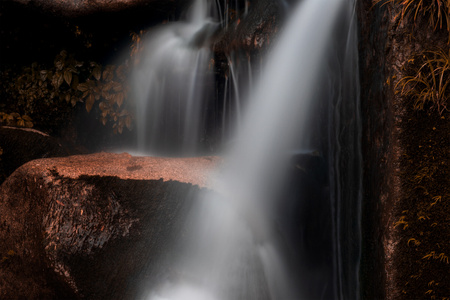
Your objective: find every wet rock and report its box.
[357,2,391,298]
[0,153,218,299]
[358,1,450,299]
[211,0,282,84]
[278,152,333,299]
[213,0,281,57]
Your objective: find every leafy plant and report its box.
[14,50,82,111]
[1,50,85,132]
[0,112,33,128]
[374,0,450,40]
[77,62,132,134]
[1,50,134,134]
[396,48,449,115]
[394,214,409,229]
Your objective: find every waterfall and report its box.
[130,0,218,155]
[139,0,361,299]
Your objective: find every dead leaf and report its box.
[40,70,48,81]
[77,83,89,92]
[92,66,102,81]
[99,101,107,111]
[55,59,64,70]
[125,115,132,130]
[115,92,124,107]
[86,94,95,113]
[64,69,72,86]
[112,82,122,92]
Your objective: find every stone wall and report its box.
[357,1,450,299]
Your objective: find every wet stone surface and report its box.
[0,153,217,299]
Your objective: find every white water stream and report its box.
[135,0,360,299]
[131,0,217,155]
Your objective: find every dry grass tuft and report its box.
[374,0,450,41]
[396,48,450,115]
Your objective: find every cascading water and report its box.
[131,0,218,155]
[136,0,361,299]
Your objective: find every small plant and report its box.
[394,215,409,229]
[396,49,450,115]
[1,50,134,134]
[76,62,132,134]
[430,195,442,207]
[407,237,421,246]
[417,212,430,221]
[413,165,438,183]
[0,112,33,128]
[422,251,449,263]
[374,0,450,40]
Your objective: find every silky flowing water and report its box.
[131,0,217,155]
[131,0,361,299]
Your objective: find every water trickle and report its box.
[142,0,360,299]
[247,54,253,92]
[219,51,256,145]
[221,75,229,141]
[226,54,242,129]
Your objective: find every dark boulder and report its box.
[0,152,218,299]
[0,126,82,184]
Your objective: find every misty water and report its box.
[131,0,217,155]
[131,0,361,299]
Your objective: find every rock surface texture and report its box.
[0,153,219,299]
[358,1,450,299]
[357,2,391,298]
[213,0,281,57]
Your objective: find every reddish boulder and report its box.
[0,152,218,299]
